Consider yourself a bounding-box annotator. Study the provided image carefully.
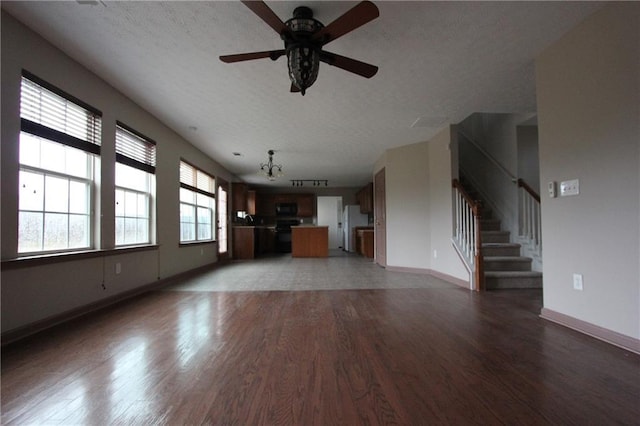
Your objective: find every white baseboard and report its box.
[540,307,640,355]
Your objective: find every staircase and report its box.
[464,180,543,289]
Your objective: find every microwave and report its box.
[275,202,298,216]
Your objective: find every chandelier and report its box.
[259,150,283,181]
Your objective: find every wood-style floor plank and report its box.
[2,269,639,425]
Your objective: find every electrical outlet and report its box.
[573,273,583,291]
[433,249,438,259]
[115,262,121,275]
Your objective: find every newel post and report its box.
[473,204,484,291]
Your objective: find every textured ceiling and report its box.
[2,1,602,188]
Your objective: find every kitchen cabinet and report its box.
[291,226,328,257]
[356,182,374,214]
[233,226,275,259]
[255,193,314,217]
[256,193,276,216]
[232,183,247,212]
[256,227,276,254]
[232,226,255,259]
[357,229,374,259]
[246,190,256,215]
[296,194,314,217]
[274,194,295,204]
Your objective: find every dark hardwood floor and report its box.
[2,261,639,425]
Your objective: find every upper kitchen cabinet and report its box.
[232,183,256,215]
[246,190,256,215]
[256,193,276,216]
[232,182,247,212]
[356,182,374,214]
[297,194,314,217]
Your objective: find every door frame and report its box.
[374,168,386,267]
[217,177,230,260]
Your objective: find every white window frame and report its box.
[18,161,94,254]
[115,122,156,247]
[18,71,101,255]
[115,168,153,247]
[179,161,215,243]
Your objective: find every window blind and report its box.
[180,161,215,196]
[116,122,156,174]
[20,72,102,155]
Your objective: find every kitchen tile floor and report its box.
[166,250,457,292]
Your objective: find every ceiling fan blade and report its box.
[220,49,285,63]
[312,1,379,46]
[241,1,290,37]
[320,52,378,78]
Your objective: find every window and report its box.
[18,71,101,254]
[179,161,215,243]
[115,122,156,246]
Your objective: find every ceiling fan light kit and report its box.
[220,1,379,95]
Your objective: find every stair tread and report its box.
[482,230,510,234]
[485,256,532,261]
[485,271,542,277]
[483,243,521,247]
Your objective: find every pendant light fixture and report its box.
[259,150,283,181]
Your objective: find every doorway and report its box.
[217,178,229,259]
[317,196,343,249]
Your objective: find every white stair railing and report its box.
[452,179,484,291]
[518,179,542,259]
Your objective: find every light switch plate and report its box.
[560,179,579,196]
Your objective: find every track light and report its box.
[290,179,328,187]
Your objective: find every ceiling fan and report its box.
[220,1,380,95]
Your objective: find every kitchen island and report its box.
[291,226,328,258]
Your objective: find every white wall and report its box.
[1,12,235,333]
[536,3,639,339]
[381,127,467,282]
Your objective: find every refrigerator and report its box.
[343,205,369,252]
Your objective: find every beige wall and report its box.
[428,127,468,281]
[536,3,639,339]
[1,12,235,333]
[385,141,432,268]
[381,126,468,282]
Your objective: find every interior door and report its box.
[317,196,343,249]
[374,168,386,267]
[217,178,229,259]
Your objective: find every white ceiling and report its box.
[2,1,602,188]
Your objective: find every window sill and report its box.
[1,245,160,270]
[179,240,217,248]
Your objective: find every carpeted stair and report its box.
[463,178,542,289]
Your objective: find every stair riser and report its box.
[482,232,510,243]
[485,276,542,289]
[482,246,521,257]
[484,260,532,272]
[480,220,501,231]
